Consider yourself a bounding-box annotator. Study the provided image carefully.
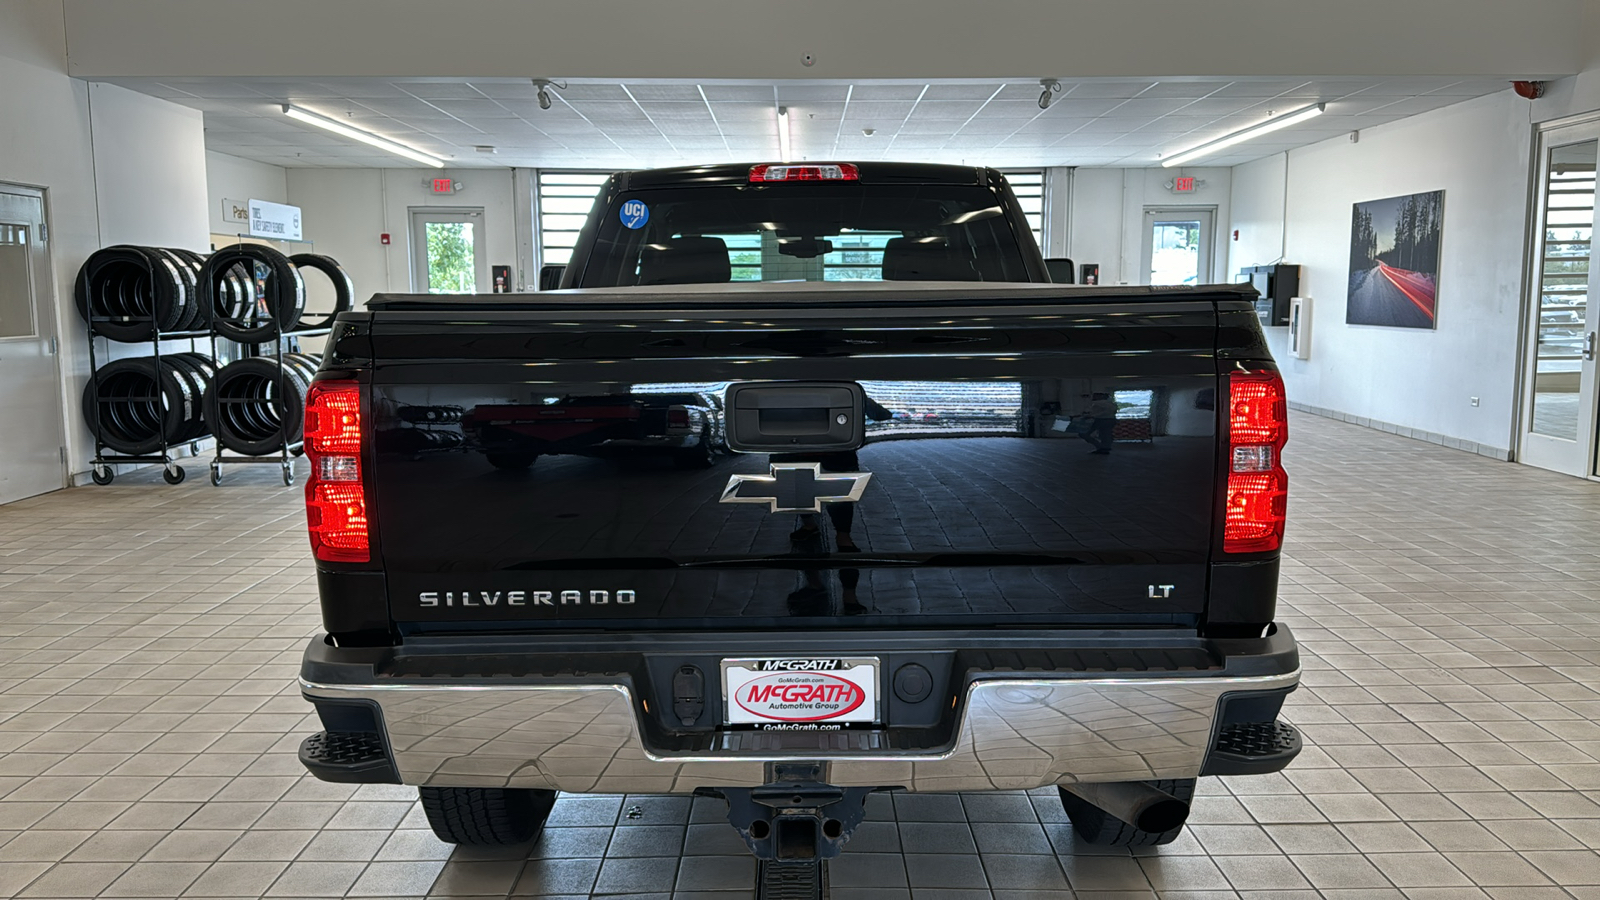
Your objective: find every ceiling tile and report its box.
[616,84,700,102]
[1064,81,1160,99]
[398,83,487,100]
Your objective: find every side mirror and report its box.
[1044,258,1076,284]
[539,264,566,291]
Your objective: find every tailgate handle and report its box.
[725,381,865,452]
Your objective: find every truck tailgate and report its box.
[364,290,1226,632]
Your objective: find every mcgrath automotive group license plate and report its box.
[721,658,879,727]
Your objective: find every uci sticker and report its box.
[619,199,650,230]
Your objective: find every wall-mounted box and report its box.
[1288,296,1311,359]
[1240,264,1299,327]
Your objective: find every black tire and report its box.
[287,253,355,330]
[486,452,537,470]
[419,787,555,845]
[203,357,311,455]
[154,248,202,332]
[1059,779,1197,847]
[82,356,207,455]
[75,246,189,340]
[282,352,322,383]
[163,466,186,485]
[91,467,114,486]
[198,259,253,331]
[161,357,210,441]
[202,245,304,341]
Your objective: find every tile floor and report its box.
[1,413,1599,899]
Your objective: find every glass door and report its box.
[410,208,487,293]
[1518,123,1600,476]
[1141,208,1215,286]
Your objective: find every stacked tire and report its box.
[76,243,355,485]
[82,353,215,455]
[75,246,210,339]
[204,353,322,455]
[77,244,354,338]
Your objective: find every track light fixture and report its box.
[533,79,567,110]
[1038,79,1062,110]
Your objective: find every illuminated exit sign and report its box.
[429,178,459,194]
[1173,176,1196,193]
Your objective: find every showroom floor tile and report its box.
[1,413,1599,898]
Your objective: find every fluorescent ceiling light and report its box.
[282,104,445,168]
[1161,103,1325,168]
[777,106,792,163]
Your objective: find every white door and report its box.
[410,208,488,293]
[1518,122,1600,476]
[0,186,66,503]
[1141,208,1215,286]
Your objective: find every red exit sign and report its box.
[1173,176,1196,193]
[431,178,456,194]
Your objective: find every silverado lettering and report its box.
[418,590,636,607]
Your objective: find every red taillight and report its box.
[666,407,691,428]
[749,163,860,182]
[1224,370,1288,554]
[304,379,369,563]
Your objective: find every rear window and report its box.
[574,183,1033,287]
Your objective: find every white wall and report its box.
[204,150,287,236]
[0,1,213,484]
[1228,91,1532,457]
[88,81,209,251]
[286,167,520,304]
[1064,167,1232,285]
[1227,153,1288,276]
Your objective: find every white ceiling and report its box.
[108,76,1514,170]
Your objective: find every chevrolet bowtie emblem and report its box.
[720,463,872,513]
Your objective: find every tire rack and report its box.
[86,236,332,487]
[208,234,326,487]
[208,322,330,487]
[85,318,211,486]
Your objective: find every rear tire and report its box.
[1059,778,1196,846]
[419,787,556,845]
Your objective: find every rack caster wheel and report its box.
[163,465,186,485]
[209,464,222,486]
[281,464,295,487]
[91,466,114,486]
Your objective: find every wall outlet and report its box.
[1470,397,1480,407]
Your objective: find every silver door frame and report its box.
[409,207,488,293]
[1512,111,1600,469]
[1513,112,1600,476]
[0,182,67,495]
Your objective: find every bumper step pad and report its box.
[1202,720,1301,776]
[298,731,400,784]
[758,861,823,900]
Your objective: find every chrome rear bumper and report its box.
[300,665,1299,794]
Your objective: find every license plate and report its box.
[721,657,880,726]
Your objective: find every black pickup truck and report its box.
[295,162,1299,860]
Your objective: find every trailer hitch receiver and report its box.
[701,763,886,861]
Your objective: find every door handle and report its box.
[1588,332,1597,361]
